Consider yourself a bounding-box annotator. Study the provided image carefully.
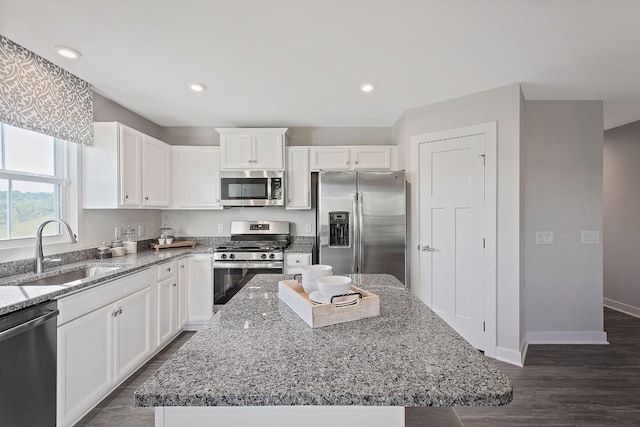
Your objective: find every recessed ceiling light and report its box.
[55,46,81,59]
[360,83,375,93]
[189,83,207,92]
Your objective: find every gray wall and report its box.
[93,93,164,140]
[162,126,391,146]
[393,83,523,363]
[604,120,640,315]
[523,100,605,342]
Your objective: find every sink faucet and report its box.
[34,219,78,274]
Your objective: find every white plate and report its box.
[309,290,359,306]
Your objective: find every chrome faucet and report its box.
[34,219,78,274]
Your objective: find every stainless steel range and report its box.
[213,221,290,306]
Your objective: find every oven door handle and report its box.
[212,261,283,269]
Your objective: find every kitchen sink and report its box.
[19,266,123,286]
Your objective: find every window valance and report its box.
[0,35,93,146]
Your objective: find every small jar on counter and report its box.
[123,224,137,254]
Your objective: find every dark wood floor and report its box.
[76,308,640,426]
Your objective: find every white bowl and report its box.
[316,275,352,299]
[302,265,332,281]
[302,281,318,294]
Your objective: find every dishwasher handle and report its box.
[0,308,59,343]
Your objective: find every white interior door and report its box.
[418,134,486,350]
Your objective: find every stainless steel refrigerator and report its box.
[316,171,406,283]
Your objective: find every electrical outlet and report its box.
[305,224,312,234]
[138,224,144,237]
[535,231,553,244]
[217,224,224,233]
[581,231,600,244]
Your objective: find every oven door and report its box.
[212,261,283,305]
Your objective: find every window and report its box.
[0,123,69,240]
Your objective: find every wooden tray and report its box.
[278,279,380,328]
[150,240,198,251]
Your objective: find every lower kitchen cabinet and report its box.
[186,254,213,329]
[285,253,312,274]
[178,257,188,328]
[57,304,113,427]
[56,269,154,427]
[114,287,153,381]
[157,276,179,347]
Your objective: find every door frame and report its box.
[410,122,497,358]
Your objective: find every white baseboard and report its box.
[604,298,640,318]
[495,346,524,367]
[519,340,529,366]
[526,330,608,345]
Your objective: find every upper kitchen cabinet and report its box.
[217,128,286,170]
[309,146,398,171]
[286,146,310,209]
[84,122,171,209]
[141,136,171,207]
[171,146,222,209]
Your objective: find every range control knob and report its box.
[261,254,267,259]
[229,254,235,259]
[269,254,275,259]
[221,254,227,259]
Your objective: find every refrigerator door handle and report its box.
[358,191,364,273]
[352,192,359,273]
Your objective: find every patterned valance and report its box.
[0,35,93,146]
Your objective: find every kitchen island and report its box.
[135,274,512,427]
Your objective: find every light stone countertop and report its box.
[0,246,212,316]
[134,273,513,408]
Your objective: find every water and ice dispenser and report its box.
[329,211,350,247]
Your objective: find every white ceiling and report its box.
[1,0,639,130]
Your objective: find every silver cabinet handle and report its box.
[145,196,149,201]
[172,283,177,287]
[418,245,436,252]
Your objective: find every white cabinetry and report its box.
[172,146,222,209]
[141,136,171,207]
[217,128,286,170]
[156,260,180,347]
[178,257,189,328]
[186,255,213,329]
[57,269,154,427]
[84,122,171,208]
[286,147,310,209]
[309,146,397,171]
[285,253,312,274]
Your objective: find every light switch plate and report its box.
[305,224,312,234]
[581,231,600,244]
[535,231,553,244]
[138,224,144,236]
[217,224,224,233]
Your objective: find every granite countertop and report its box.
[135,274,512,408]
[0,246,212,316]
[284,242,314,253]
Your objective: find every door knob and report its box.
[418,245,436,252]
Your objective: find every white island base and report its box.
[155,406,405,427]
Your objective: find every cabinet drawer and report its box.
[157,260,177,281]
[285,253,312,274]
[58,268,154,326]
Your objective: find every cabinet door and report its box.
[285,253,312,274]
[172,146,221,208]
[142,136,171,207]
[178,258,189,328]
[157,276,179,346]
[286,147,310,209]
[351,146,393,170]
[310,147,351,170]
[187,255,213,323]
[220,134,253,169]
[114,287,152,381]
[118,125,142,207]
[57,304,113,427]
[252,133,284,170]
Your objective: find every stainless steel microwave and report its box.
[219,170,284,207]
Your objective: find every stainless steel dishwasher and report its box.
[0,300,58,426]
